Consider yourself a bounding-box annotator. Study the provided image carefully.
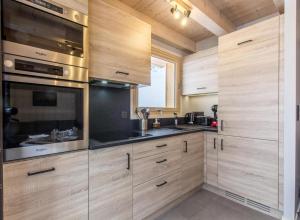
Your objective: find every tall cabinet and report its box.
[218,16,281,209]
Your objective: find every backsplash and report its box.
[89,85,187,138]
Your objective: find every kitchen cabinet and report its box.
[218,136,278,209]
[180,133,204,195]
[218,16,279,140]
[89,144,132,220]
[205,132,218,187]
[182,47,218,95]
[89,0,151,85]
[133,170,181,220]
[3,151,88,220]
[133,148,181,186]
[52,0,88,14]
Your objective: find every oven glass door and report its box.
[3,81,84,151]
[3,0,84,58]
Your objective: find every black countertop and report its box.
[89,125,217,150]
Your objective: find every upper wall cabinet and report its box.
[52,0,88,14]
[182,47,218,95]
[218,16,279,140]
[89,0,151,85]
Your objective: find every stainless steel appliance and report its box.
[2,54,88,161]
[185,112,204,125]
[2,0,88,68]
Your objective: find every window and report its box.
[138,56,176,109]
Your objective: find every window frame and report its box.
[131,47,182,119]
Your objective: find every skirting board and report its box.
[202,184,283,219]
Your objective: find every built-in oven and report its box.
[2,54,88,161]
[2,0,88,68]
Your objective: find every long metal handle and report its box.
[220,120,224,131]
[156,144,167,148]
[221,139,224,151]
[156,181,168,187]
[127,153,130,170]
[197,87,207,90]
[237,39,253,45]
[184,141,188,153]
[213,138,216,149]
[156,159,167,164]
[27,167,55,176]
[116,71,130,76]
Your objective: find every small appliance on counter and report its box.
[185,112,203,125]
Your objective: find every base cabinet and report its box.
[205,133,218,187]
[180,133,204,195]
[218,136,278,209]
[89,144,132,220]
[3,151,88,220]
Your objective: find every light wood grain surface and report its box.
[205,132,219,187]
[218,136,278,209]
[180,133,204,195]
[89,144,133,220]
[218,16,279,140]
[133,148,181,186]
[3,151,88,220]
[183,47,218,95]
[89,0,151,85]
[133,170,182,220]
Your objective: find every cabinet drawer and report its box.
[132,137,180,159]
[219,16,279,53]
[133,170,181,220]
[133,149,181,186]
[3,151,88,220]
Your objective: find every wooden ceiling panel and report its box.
[120,0,213,41]
[210,0,278,27]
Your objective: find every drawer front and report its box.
[219,16,279,53]
[133,149,181,186]
[181,133,204,162]
[3,151,88,220]
[133,137,180,159]
[133,170,181,220]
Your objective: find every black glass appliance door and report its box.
[2,0,84,57]
[3,81,84,150]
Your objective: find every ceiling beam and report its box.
[187,0,235,36]
[101,0,197,52]
[273,0,284,13]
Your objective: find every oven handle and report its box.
[3,74,87,89]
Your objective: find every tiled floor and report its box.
[156,190,277,220]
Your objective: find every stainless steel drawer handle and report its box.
[27,167,55,176]
[237,39,253,45]
[156,181,168,187]
[197,87,207,90]
[220,120,224,131]
[156,144,167,148]
[116,71,129,76]
[156,159,167,164]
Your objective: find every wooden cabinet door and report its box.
[89,0,151,85]
[3,151,88,220]
[182,47,218,95]
[180,133,204,195]
[205,133,218,187]
[218,136,278,209]
[89,144,132,220]
[218,16,279,140]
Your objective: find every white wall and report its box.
[284,0,299,219]
[181,94,218,117]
